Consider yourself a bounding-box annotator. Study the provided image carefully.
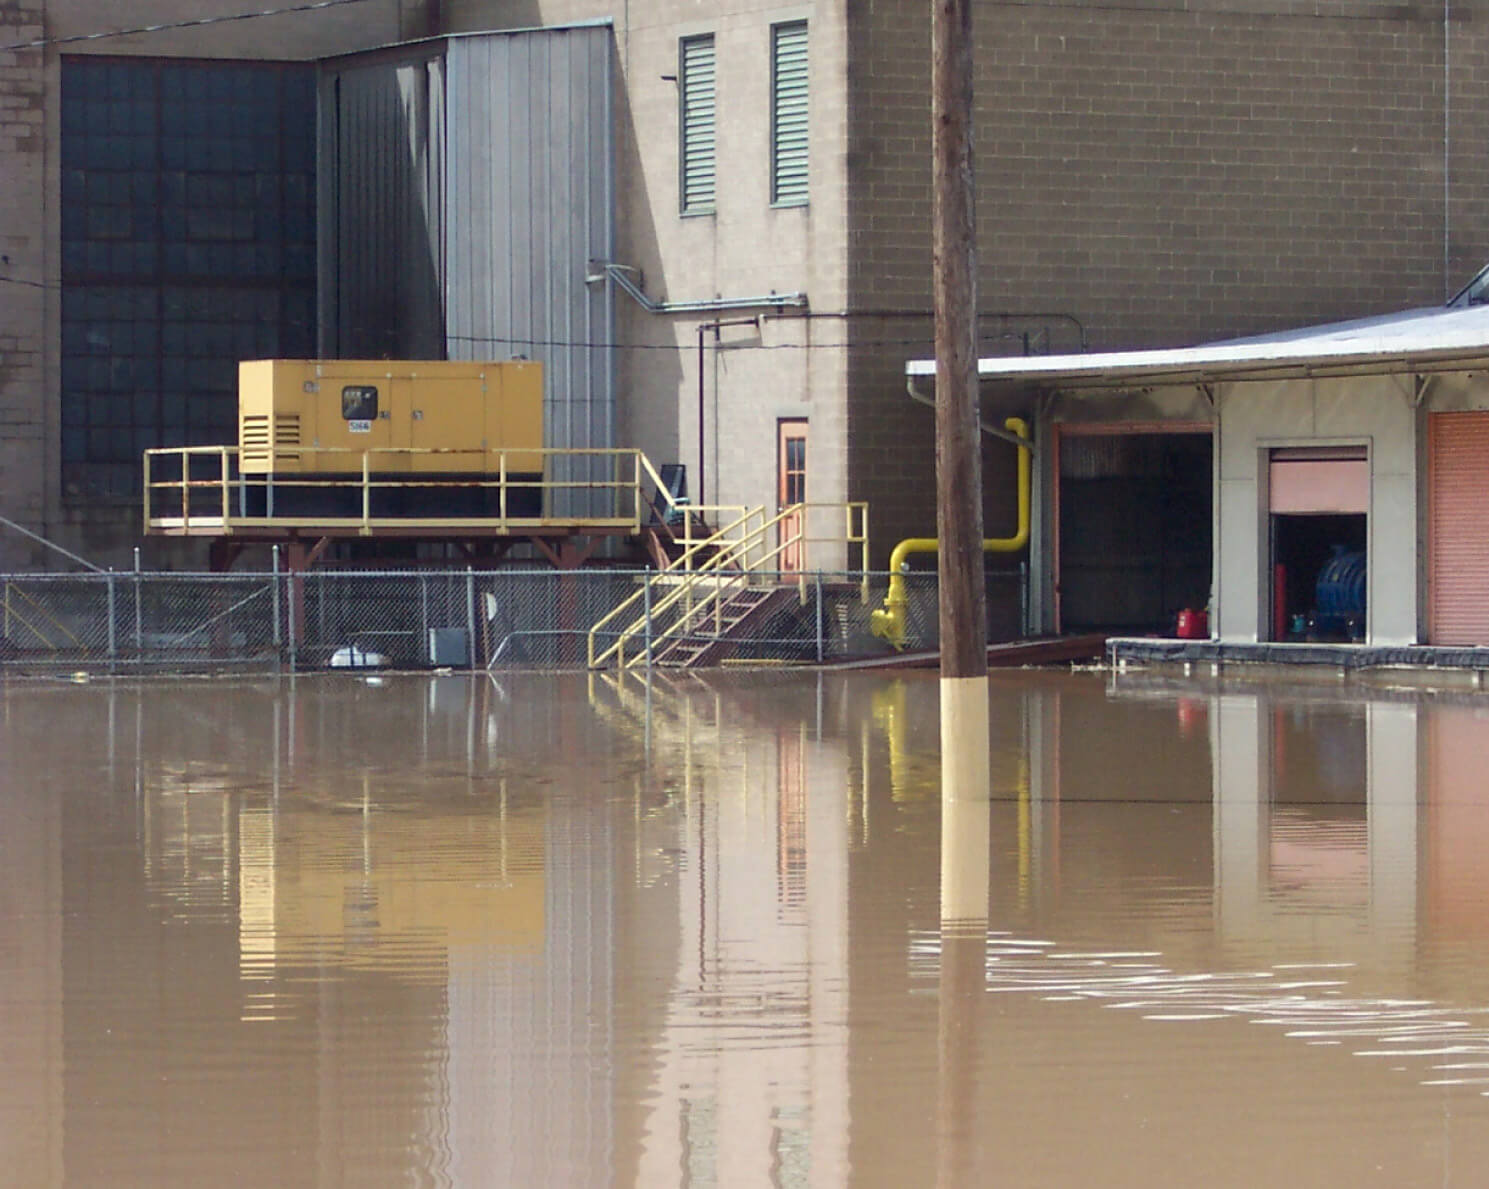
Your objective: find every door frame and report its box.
[777,418,808,573]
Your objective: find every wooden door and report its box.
[777,420,807,572]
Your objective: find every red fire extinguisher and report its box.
[1175,608,1208,639]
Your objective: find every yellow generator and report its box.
[237,359,543,517]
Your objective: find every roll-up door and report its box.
[1429,412,1489,644]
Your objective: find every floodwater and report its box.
[4,668,1489,1187]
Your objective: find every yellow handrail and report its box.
[587,504,769,668]
[588,500,869,669]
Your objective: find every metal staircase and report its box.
[587,501,867,670]
[645,584,795,668]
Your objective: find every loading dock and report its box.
[1054,424,1212,635]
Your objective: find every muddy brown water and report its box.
[3,668,1488,1186]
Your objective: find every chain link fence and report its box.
[0,566,1028,674]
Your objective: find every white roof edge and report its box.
[904,303,1489,386]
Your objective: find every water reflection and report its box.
[4,669,1489,1184]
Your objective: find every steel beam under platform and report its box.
[194,523,641,573]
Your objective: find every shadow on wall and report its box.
[610,49,683,469]
[321,52,446,360]
[439,2,544,35]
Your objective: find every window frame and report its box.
[770,20,809,208]
[678,33,717,216]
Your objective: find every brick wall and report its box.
[847,0,1489,566]
[0,1,46,567]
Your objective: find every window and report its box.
[679,35,716,213]
[342,386,378,421]
[771,22,809,206]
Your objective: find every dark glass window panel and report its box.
[62,59,316,499]
[342,386,378,421]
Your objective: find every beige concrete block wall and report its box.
[452,2,852,559]
[846,0,1489,568]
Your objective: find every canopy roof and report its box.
[905,302,1489,389]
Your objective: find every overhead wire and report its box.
[0,0,379,53]
[0,275,1073,353]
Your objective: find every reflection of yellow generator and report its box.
[238,359,544,518]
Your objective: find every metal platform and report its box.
[142,445,732,571]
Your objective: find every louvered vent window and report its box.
[680,34,716,214]
[771,22,808,206]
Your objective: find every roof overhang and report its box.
[905,304,1489,390]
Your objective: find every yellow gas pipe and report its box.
[869,416,1031,649]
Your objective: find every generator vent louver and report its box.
[241,413,302,466]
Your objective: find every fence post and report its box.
[106,570,117,672]
[133,547,142,657]
[465,566,477,671]
[419,573,429,663]
[1020,560,1028,638]
[643,571,653,669]
[286,563,297,675]
[271,546,282,664]
[815,572,825,664]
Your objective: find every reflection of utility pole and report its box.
[933,0,988,800]
[938,795,988,1189]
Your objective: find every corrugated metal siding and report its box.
[318,51,445,360]
[680,35,716,213]
[771,22,808,206]
[445,28,615,517]
[1429,412,1489,645]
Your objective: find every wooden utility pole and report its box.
[932,0,989,799]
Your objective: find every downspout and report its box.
[904,375,1029,449]
[868,416,1030,649]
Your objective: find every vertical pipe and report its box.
[1445,0,1452,297]
[697,323,706,506]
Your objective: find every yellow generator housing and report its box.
[239,359,543,476]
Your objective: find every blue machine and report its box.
[1312,545,1366,639]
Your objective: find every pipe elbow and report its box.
[984,417,1031,554]
[868,603,908,649]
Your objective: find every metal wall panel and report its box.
[318,50,446,361]
[445,28,616,516]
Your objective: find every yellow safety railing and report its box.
[586,500,869,669]
[144,445,690,534]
